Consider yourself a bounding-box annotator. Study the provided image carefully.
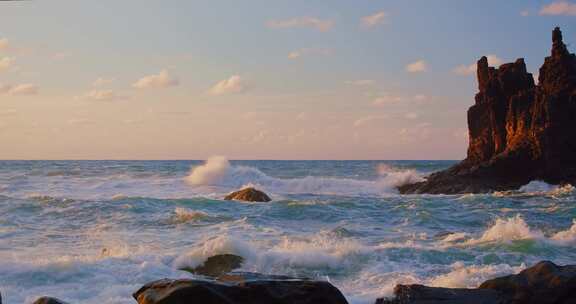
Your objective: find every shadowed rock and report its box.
[180,254,244,277]
[33,297,69,304]
[134,274,349,304]
[376,261,576,304]
[224,187,271,202]
[400,27,576,194]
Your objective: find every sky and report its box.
[0,0,575,160]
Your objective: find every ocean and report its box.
[1,159,575,303]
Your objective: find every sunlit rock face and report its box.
[400,27,576,194]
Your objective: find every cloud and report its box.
[413,94,432,103]
[540,1,576,16]
[287,48,333,60]
[266,17,334,32]
[404,112,420,120]
[92,77,115,87]
[0,57,14,72]
[520,10,530,17]
[0,38,8,50]
[399,123,432,143]
[405,60,428,73]
[82,89,127,101]
[372,94,404,106]
[133,70,179,89]
[0,83,38,96]
[208,75,246,96]
[345,79,375,86]
[353,115,388,127]
[361,11,389,28]
[453,55,503,76]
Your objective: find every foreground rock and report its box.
[224,187,271,202]
[400,27,576,194]
[180,254,244,277]
[134,274,348,304]
[33,297,69,304]
[377,261,576,304]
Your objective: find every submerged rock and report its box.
[134,274,349,304]
[376,261,576,304]
[400,27,576,194]
[33,297,69,304]
[180,254,244,277]
[224,187,271,202]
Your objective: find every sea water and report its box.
[0,159,575,303]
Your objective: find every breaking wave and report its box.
[186,157,423,196]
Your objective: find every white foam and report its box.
[551,220,576,245]
[465,215,543,245]
[172,207,211,223]
[183,157,423,197]
[519,181,574,196]
[428,262,525,288]
[186,156,230,186]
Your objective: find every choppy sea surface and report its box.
[1,159,575,304]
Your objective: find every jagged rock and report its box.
[133,275,349,304]
[180,254,244,277]
[224,187,271,202]
[32,297,69,304]
[375,261,576,304]
[479,261,576,304]
[400,27,576,194]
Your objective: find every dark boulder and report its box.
[224,187,271,202]
[133,274,349,304]
[180,254,244,277]
[375,284,501,304]
[400,27,576,194]
[376,261,576,304]
[32,297,69,304]
[479,261,576,304]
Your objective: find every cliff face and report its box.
[399,27,576,194]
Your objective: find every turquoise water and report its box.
[0,160,575,303]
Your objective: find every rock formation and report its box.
[224,187,271,202]
[133,274,349,304]
[377,261,576,304]
[400,27,576,194]
[180,254,244,277]
[32,297,69,304]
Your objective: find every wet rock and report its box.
[479,261,576,304]
[134,274,349,304]
[224,187,271,202]
[400,27,576,194]
[376,261,576,304]
[32,297,69,304]
[375,284,501,304]
[180,254,244,277]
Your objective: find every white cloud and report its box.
[404,112,420,120]
[82,89,127,101]
[133,70,179,89]
[92,77,115,87]
[288,48,333,60]
[405,60,428,73]
[361,11,389,28]
[0,83,38,96]
[540,1,576,16]
[353,115,388,127]
[453,55,503,76]
[296,112,309,121]
[0,39,8,51]
[345,79,375,86]
[0,57,14,72]
[520,10,530,17]
[267,17,334,32]
[372,94,404,106]
[208,75,246,96]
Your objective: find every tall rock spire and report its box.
[552,27,568,58]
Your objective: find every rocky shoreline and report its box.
[12,260,573,304]
[400,27,576,194]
